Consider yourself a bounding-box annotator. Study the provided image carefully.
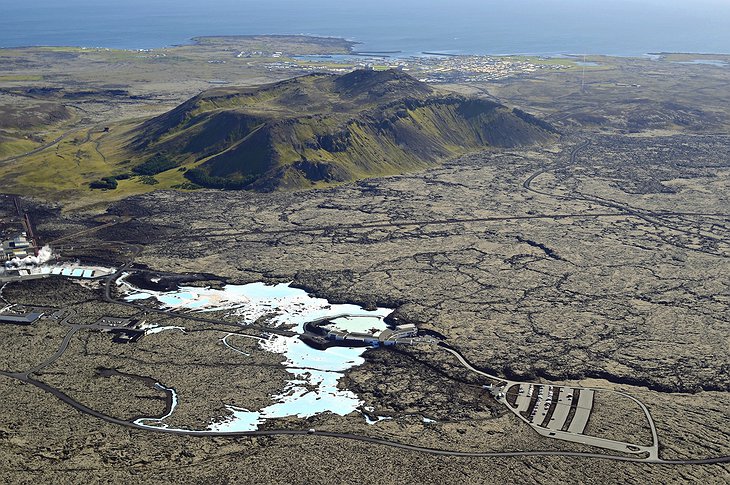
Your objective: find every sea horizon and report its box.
[3,0,730,57]
[4,33,730,60]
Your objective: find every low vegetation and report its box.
[138,175,159,185]
[127,69,556,191]
[132,153,178,176]
[89,177,118,190]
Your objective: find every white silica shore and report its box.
[123,280,393,431]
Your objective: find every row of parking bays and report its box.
[512,383,594,434]
[498,382,652,455]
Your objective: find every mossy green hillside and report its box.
[128,69,557,191]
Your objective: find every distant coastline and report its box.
[3,34,730,62]
[422,51,461,57]
[3,0,730,56]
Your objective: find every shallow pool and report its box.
[123,280,393,431]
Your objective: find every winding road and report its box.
[1,266,727,465]
[1,167,728,465]
[522,140,730,252]
[0,131,75,166]
[1,345,727,465]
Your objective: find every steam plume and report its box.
[4,245,55,269]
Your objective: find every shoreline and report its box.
[2,34,730,60]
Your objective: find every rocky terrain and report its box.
[87,132,728,394]
[4,128,724,483]
[1,270,728,483]
[1,38,729,484]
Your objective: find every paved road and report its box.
[434,343,721,463]
[0,131,72,165]
[585,386,660,460]
[439,343,505,382]
[522,140,730,251]
[0,300,726,464]
[522,140,590,196]
[22,327,79,378]
[0,123,111,167]
[495,380,658,458]
[48,216,132,245]
[0,369,726,465]
[1,241,727,465]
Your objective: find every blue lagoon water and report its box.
[121,279,394,431]
[2,0,730,56]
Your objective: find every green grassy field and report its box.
[0,138,39,158]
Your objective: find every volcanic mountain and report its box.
[128,69,557,190]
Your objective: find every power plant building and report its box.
[2,233,33,261]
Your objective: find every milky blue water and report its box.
[122,279,394,431]
[3,0,730,56]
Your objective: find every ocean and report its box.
[2,0,730,56]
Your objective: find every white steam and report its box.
[4,245,55,269]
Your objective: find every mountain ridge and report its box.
[127,69,558,190]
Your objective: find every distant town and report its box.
[227,50,572,83]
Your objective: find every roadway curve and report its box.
[522,140,730,252]
[442,344,661,459]
[0,121,111,166]
[0,368,727,465]
[1,243,727,465]
[522,140,590,196]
